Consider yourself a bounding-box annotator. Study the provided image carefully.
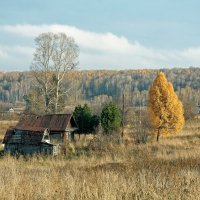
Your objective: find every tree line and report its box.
[0,68,200,110]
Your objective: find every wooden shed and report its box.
[3,114,78,155]
[3,128,59,155]
[15,114,78,143]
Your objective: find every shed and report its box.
[3,114,78,155]
[15,114,78,143]
[3,128,59,155]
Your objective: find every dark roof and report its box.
[15,114,78,132]
[3,128,43,144]
[15,126,46,132]
[3,129,13,143]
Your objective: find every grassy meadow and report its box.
[0,119,200,199]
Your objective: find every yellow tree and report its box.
[148,72,184,141]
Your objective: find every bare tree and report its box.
[51,33,79,113]
[31,33,79,113]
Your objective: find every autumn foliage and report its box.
[148,72,185,141]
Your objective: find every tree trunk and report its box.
[55,80,60,114]
[55,87,59,113]
[45,93,49,113]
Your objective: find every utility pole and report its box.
[121,93,125,138]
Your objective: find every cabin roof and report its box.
[3,129,14,143]
[15,114,78,132]
[3,128,44,144]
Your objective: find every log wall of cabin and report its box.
[4,143,56,155]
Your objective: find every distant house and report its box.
[3,114,78,155]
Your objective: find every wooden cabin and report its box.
[3,128,59,155]
[3,114,78,155]
[15,114,78,143]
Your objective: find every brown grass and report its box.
[0,120,200,199]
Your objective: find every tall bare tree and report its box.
[30,32,79,113]
[51,33,79,112]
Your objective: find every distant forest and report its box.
[0,68,200,112]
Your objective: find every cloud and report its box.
[0,24,200,70]
[0,45,34,71]
[0,24,138,54]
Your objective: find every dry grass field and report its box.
[0,119,200,199]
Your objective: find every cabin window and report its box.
[44,135,49,140]
[43,134,50,143]
[66,132,69,140]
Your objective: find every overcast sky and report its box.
[0,0,200,71]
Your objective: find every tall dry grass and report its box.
[0,119,200,199]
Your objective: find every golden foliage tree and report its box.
[148,72,184,141]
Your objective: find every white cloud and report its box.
[0,24,200,70]
[0,45,34,71]
[0,24,138,54]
